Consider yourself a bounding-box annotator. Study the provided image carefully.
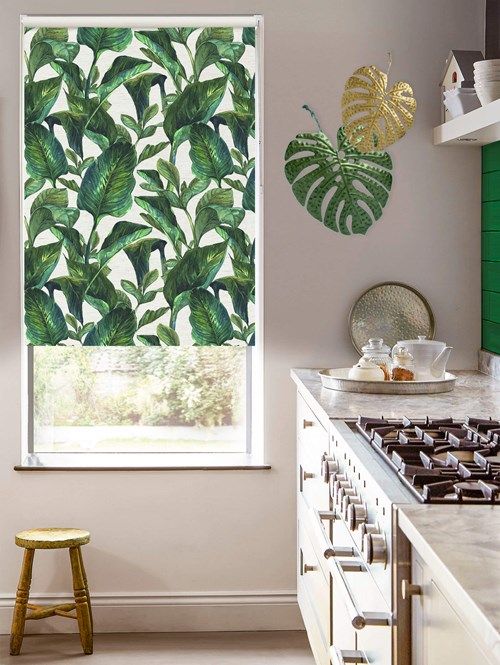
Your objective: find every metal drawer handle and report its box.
[311,509,356,559]
[302,469,315,481]
[328,558,392,630]
[331,648,368,664]
[303,419,314,429]
[303,564,316,573]
[401,579,422,599]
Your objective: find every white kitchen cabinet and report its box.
[297,393,332,665]
[411,549,491,665]
[296,393,393,665]
[298,521,331,665]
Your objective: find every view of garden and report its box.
[33,346,247,452]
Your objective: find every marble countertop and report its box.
[398,505,500,663]
[291,369,500,422]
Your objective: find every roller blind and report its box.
[22,17,257,346]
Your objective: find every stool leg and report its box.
[77,546,93,631]
[69,547,93,655]
[10,549,35,656]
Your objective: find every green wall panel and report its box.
[482,143,500,353]
[482,171,500,201]
[482,232,500,260]
[482,262,500,291]
[482,141,500,173]
[483,290,500,324]
[483,320,500,354]
[482,201,500,230]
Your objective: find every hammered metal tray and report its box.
[319,369,456,394]
[349,282,435,354]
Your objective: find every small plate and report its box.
[318,369,456,394]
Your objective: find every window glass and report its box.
[32,346,248,453]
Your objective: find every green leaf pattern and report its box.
[23,26,256,346]
[284,106,393,235]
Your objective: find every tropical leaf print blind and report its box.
[22,19,257,346]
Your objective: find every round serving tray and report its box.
[318,369,456,394]
[348,282,435,354]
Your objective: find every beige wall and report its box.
[0,0,483,631]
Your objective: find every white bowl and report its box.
[475,86,500,106]
[474,80,500,87]
[474,59,500,69]
[474,73,500,82]
[474,86,500,95]
[474,63,500,69]
[475,79,500,87]
[474,66,500,74]
[475,70,500,77]
[474,69,500,74]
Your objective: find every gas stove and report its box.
[356,415,500,503]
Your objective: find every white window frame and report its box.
[19,14,265,470]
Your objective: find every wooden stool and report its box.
[10,528,93,656]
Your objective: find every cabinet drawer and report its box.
[298,521,330,651]
[299,463,330,512]
[298,579,330,665]
[411,550,491,665]
[423,579,489,665]
[297,395,330,510]
[355,624,391,665]
[297,394,329,459]
[299,494,355,583]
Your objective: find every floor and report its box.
[0,631,314,664]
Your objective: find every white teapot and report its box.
[348,357,385,381]
[392,336,452,380]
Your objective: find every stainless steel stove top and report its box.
[355,415,500,504]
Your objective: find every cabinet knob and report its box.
[332,479,349,502]
[322,457,339,483]
[303,563,316,574]
[363,533,387,566]
[337,486,356,507]
[359,523,379,549]
[341,495,361,520]
[302,470,315,481]
[303,419,314,429]
[329,473,346,496]
[401,579,422,599]
[347,502,367,530]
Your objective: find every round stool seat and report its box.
[15,528,90,550]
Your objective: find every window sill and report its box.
[15,452,270,471]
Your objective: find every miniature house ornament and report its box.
[440,50,483,121]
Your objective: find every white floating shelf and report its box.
[434,98,500,146]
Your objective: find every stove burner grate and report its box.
[356,415,500,504]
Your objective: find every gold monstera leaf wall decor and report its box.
[341,62,416,153]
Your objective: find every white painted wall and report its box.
[0,0,483,633]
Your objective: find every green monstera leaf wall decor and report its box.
[23,25,256,346]
[284,105,393,236]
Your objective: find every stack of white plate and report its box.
[443,88,480,118]
[474,59,500,105]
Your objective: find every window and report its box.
[32,346,250,454]
[21,16,262,468]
